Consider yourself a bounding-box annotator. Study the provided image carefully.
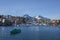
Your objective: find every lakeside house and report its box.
[47,20,60,26]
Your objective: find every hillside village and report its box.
[0,14,60,26]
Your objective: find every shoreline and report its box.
[0,24,60,27]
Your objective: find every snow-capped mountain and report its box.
[23,14,51,24]
[23,14,34,23]
[35,15,51,21]
[23,14,32,18]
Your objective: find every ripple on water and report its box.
[0,26,60,40]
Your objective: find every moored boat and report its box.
[10,29,21,35]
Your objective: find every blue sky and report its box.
[0,0,60,19]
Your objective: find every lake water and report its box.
[0,26,60,40]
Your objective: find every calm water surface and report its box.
[0,26,60,40]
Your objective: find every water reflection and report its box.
[1,27,5,31]
[35,27,39,31]
[0,26,60,40]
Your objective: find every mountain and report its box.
[35,15,51,21]
[23,14,32,18]
[23,14,51,24]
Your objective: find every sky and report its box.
[0,0,60,19]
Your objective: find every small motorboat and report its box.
[10,29,21,35]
